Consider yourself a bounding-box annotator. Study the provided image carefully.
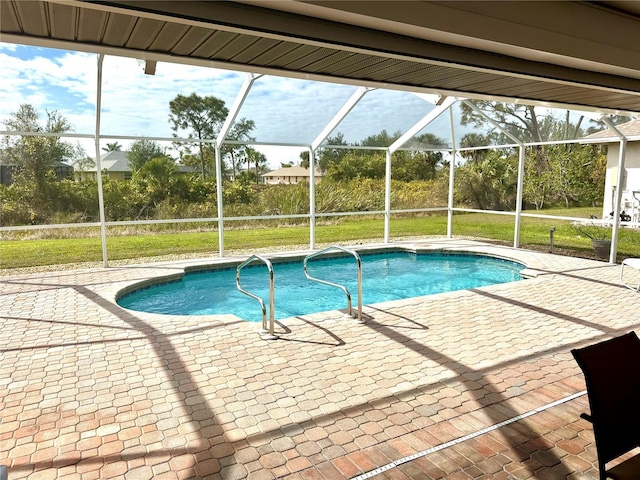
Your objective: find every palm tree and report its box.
[102,142,122,152]
[459,133,492,163]
[246,147,268,184]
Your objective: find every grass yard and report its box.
[2,207,639,269]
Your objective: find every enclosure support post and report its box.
[462,101,525,249]
[447,149,455,238]
[611,138,628,264]
[383,98,456,243]
[601,117,628,264]
[384,149,392,243]
[215,73,261,258]
[94,54,108,267]
[513,145,526,248]
[309,147,316,250]
[215,146,224,257]
[447,107,456,238]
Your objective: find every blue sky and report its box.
[0,41,466,166]
[0,41,603,167]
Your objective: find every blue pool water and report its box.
[118,251,525,322]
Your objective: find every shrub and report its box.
[391,179,449,209]
[257,183,310,215]
[316,178,385,212]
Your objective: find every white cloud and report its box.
[0,48,96,131]
[0,42,475,165]
[99,56,247,137]
[235,76,358,144]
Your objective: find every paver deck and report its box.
[1,239,639,479]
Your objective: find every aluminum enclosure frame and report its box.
[0,49,633,266]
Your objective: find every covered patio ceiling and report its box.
[1,0,640,115]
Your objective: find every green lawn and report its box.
[2,207,639,269]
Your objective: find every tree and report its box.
[316,132,349,172]
[522,149,551,210]
[547,144,606,208]
[132,155,179,213]
[101,177,142,221]
[459,132,495,163]
[127,139,165,172]
[391,151,441,182]
[168,93,254,180]
[455,150,518,210]
[460,101,552,180]
[222,119,256,179]
[459,100,606,209]
[169,93,227,179]
[299,150,310,169]
[460,101,547,144]
[316,130,447,182]
[1,105,74,186]
[0,105,81,222]
[395,132,448,181]
[245,147,268,184]
[325,151,383,181]
[584,115,631,135]
[102,142,122,152]
[360,129,398,148]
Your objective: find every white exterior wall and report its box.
[603,142,640,220]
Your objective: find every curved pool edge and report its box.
[113,242,538,322]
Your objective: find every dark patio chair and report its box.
[571,332,640,479]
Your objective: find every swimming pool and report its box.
[117,250,525,322]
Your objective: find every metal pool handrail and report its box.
[236,254,278,340]
[303,245,363,322]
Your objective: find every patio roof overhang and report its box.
[1,0,640,115]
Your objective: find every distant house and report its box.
[74,150,196,181]
[583,119,640,220]
[74,151,131,181]
[0,159,73,186]
[262,165,323,185]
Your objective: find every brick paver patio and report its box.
[1,239,639,479]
